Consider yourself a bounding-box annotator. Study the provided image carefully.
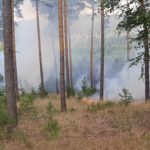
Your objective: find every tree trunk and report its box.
[127,31,130,60]
[90,2,94,89]
[12,0,19,101]
[140,0,149,101]
[126,0,130,61]
[68,20,73,88]
[52,39,59,94]
[36,0,45,95]
[3,0,18,124]
[58,0,66,112]
[144,36,149,101]
[100,0,105,100]
[64,0,70,97]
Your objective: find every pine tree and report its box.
[36,0,46,96]
[100,0,105,100]
[58,0,66,112]
[3,0,18,125]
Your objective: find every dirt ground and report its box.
[0,95,150,150]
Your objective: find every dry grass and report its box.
[0,95,150,150]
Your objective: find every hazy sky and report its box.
[0,0,145,100]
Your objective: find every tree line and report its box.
[2,0,150,129]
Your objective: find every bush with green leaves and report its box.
[43,119,60,140]
[0,97,15,140]
[76,77,96,100]
[43,101,60,140]
[47,101,58,117]
[76,91,84,100]
[118,88,133,106]
[19,93,36,117]
[0,106,13,128]
[67,86,75,97]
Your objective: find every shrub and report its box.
[76,91,84,100]
[47,101,57,117]
[76,77,96,100]
[43,119,61,140]
[0,107,13,128]
[67,86,75,97]
[38,85,48,97]
[119,88,133,101]
[118,88,133,106]
[19,93,36,118]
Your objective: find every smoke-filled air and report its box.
[0,0,146,100]
[1,0,150,149]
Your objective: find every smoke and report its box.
[0,0,145,100]
[105,63,144,100]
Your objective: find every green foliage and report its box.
[44,101,60,140]
[119,88,133,101]
[76,77,96,100]
[19,93,36,118]
[0,144,4,150]
[104,0,150,76]
[43,119,60,140]
[119,88,133,106]
[67,86,75,97]
[47,101,57,116]
[38,85,48,97]
[76,91,84,100]
[87,101,115,113]
[0,106,14,128]
[0,42,3,52]
[0,74,4,82]
[0,96,15,140]
[0,88,5,97]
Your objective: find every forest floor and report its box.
[0,94,150,150]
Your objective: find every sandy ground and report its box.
[0,95,150,150]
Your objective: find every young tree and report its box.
[36,0,46,95]
[64,0,70,97]
[3,0,18,124]
[58,0,66,112]
[100,0,105,100]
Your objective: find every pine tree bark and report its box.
[100,0,105,100]
[58,0,66,112]
[12,0,19,101]
[140,0,150,101]
[3,0,18,124]
[64,0,70,97]
[36,0,45,95]
[126,0,130,61]
[68,20,73,88]
[52,39,59,94]
[144,35,149,101]
[90,2,94,89]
